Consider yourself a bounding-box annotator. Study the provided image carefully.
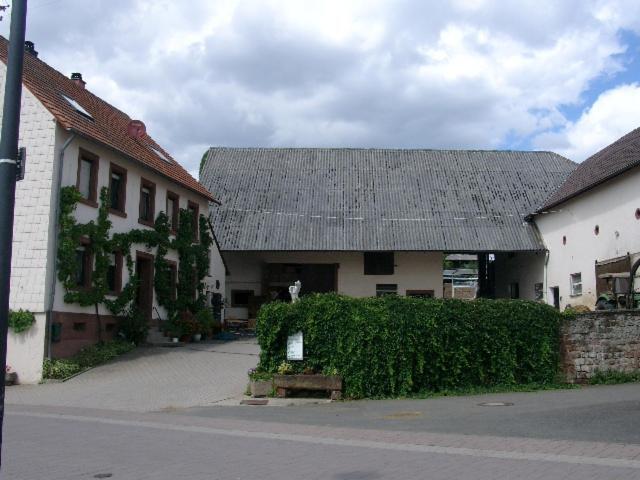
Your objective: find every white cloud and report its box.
[2,0,640,171]
[535,84,640,161]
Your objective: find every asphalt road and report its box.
[4,404,640,480]
[181,383,640,444]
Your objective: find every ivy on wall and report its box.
[56,185,213,342]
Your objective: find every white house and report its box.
[1,38,225,383]
[199,147,575,321]
[529,127,640,310]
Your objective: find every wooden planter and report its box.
[274,374,342,400]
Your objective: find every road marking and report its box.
[9,410,640,470]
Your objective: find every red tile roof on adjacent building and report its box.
[540,126,640,211]
[0,36,215,201]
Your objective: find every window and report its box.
[106,252,123,294]
[108,163,127,215]
[75,240,92,289]
[166,191,179,232]
[509,282,520,299]
[406,290,434,298]
[138,178,156,226]
[364,252,394,275]
[150,146,172,164]
[187,201,199,242]
[376,284,397,296]
[61,94,93,119]
[76,150,99,205]
[231,290,253,307]
[570,273,582,296]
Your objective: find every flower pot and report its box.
[5,372,17,386]
[193,333,202,342]
[250,379,273,398]
[171,337,179,343]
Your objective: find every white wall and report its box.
[224,251,443,319]
[52,131,222,322]
[535,166,640,310]
[1,63,56,383]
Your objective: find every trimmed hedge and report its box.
[257,294,561,398]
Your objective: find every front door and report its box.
[136,252,154,323]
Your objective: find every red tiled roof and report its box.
[0,37,215,201]
[540,126,640,211]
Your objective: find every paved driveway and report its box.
[6,339,259,412]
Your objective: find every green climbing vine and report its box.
[56,185,213,343]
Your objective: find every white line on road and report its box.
[9,410,640,470]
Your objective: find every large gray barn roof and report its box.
[201,148,576,252]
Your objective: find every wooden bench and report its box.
[274,374,342,400]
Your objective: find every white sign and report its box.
[287,331,304,360]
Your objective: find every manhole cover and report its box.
[382,411,423,419]
[241,399,269,406]
[477,402,514,407]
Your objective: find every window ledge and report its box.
[569,293,582,298]
[138,218,155,228]
[109,208,127,218]
[78,197,98,208]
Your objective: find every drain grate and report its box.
[477,402,514,407]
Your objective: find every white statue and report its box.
[289,280,302,303]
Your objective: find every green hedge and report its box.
[257,294,561,398]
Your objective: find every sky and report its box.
[3,0,640,178]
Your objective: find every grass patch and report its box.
[42,340,134,380]
[589,370,640,385]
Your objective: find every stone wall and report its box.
[561,310,640,383]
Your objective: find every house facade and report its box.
[2,39,225,383]
[530,128,640,310]
[200,147,576,321]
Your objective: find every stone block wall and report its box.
[560,310,640,383]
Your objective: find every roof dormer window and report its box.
[61,94,93,120]
[150,146,172,164]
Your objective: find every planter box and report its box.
[250,379,273,398]
[274,374,342,400]
[5,372,17,386]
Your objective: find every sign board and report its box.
[286,331,303,360]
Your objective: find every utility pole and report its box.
[0,0,28,468]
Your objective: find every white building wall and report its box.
[224,251,443,319]
[535,166,640,310]
[53,132,224,321]
[1,63,57,383]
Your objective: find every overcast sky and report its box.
[3,0,640,177]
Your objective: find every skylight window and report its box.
[61,94,93,119]
[150,146,172,164]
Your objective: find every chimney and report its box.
[71,72,86,89]
[24,41,38,57]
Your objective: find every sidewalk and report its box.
[6,339,259,412]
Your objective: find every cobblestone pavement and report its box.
[5,339,259,412]
[5,404,640,480]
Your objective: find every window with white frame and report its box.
[570,273,582,296]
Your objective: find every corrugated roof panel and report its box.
[201,148,576,252]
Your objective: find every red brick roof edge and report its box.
[0,36,216,202]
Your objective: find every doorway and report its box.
[136,252,154,323]
[551,286,560,310]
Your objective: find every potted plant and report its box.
[194,308,215,341]
[5,365,17,386]
[248,368,274,397]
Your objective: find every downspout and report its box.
[543,250,550,305]
[45,133,76,359]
